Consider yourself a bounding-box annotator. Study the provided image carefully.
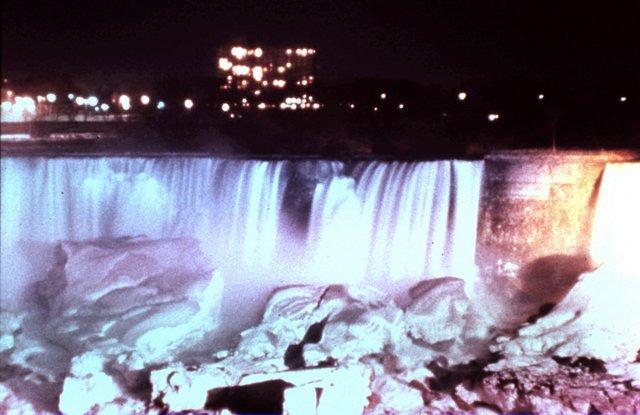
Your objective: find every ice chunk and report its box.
[38,237,222,364]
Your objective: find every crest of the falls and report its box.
[0,157,288,307]
[307,160,484,287]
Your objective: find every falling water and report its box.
[0,156,484,311]
[308,160,484,289]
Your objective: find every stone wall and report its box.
[476,150,639,271]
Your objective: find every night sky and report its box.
[2,0,639,86]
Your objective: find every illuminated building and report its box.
[217,45,320,112]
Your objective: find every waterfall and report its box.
[590,162,640,272]
[0,157,289,307]
[0,156,484,309]
[307,160,484,288]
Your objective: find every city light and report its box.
[218,58,233,71]
[374,107,378,111]
[140,95,150,105]
[254,48,263,58]
[257,102,266,110]
[87,96,99,107]
[75,96,85,106]
[157,101,165,110]
[380,93,386,99]
[100,103,109,111]
[46,93,57,103]
[398,103,404,109]
[119,95,131,111]
[349,103,355,109]
[68,93,75,100]
[458,92,467,101]
[221,103,230,112]
[231,46,248,60]
[252,66,263,82]
[184,99,194,109]
[620,96,627,102]
[232,65,251,76]
[538,94,545,100]
[1,101,12,111]
[488,113,500,121]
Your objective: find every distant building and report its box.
[217,46,321,113]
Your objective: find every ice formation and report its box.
[1,157,639,413]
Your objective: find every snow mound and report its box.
[491,261,640,368]
[39,236,223,364]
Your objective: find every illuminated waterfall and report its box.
[0,156,484,309]
[307,160,484,287]
[0,157,288,307]
[590,162,640,271]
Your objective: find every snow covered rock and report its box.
[491,261,640,366]
[59,352,146,415]
[39,236,223,364]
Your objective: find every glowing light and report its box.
[68,93,75,100]
[312,103,320,109]
[119,95,131,111]
[218,58,233,71]
[380,93,386,99]
[156,101,165,109]
[349,103,355,109]
[252,66,264,81]
[1,101,12,111]
[87,96,99,107]
[254,90,261,96]
[232,65,251,76]
[374,107,378,111]
[37,95,45,103]
[13,96,36,115]
[258,102,266,109]
[221,103,230,112]
[301,79,308,86]
[6,90,13,97]
[286,62,292,68]
[184,99,194,109]
[230,113,235,118]
[273,79,286,88]
[100,103,109,111]
[94,106,100,112]
[458,92,467,101]
[398,103,404,109]
[75,96,85,106]
[286,49,292,55]
[538,94,545,100]
[280,102,287,109]
[231,46,248,60]
[140,95,150,105]
[620,96,627,102]
[46,93,57,103]
[277,66,285,73]
[254,48,263,58]
[488,113,500,121]
[262,80,268,86]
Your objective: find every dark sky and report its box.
[2,0,639,86]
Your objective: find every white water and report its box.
[0,157,288,308]
[0,157,483,311]
[308,160,483,288]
